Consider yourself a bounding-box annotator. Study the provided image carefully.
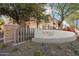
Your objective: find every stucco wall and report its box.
[25,16,59,29]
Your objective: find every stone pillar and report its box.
[4,24,18,44]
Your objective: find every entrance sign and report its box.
[32,29,76,43]
[4,24,18,44]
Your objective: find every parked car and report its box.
[63,26,79,39]
[63,26,75,32]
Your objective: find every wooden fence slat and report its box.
[24,27,26,40]
[13,27,34,44]
[14,28,17,43]
[20,28,21,42]
[22,28,23,41]
[17,28,20,42]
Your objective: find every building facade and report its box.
[25,16,59,29]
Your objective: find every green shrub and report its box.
[0,43,7,49]
[11,47,19,52]
[74,48,79,55]
[33,50,44,56]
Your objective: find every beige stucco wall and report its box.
[25,17,59,29]
[26,21,37,28]
[5,16,59,29]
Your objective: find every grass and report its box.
[11,47,19,52]
[33,50,44,56]
[73,48,79,55]
[0,43,7,49]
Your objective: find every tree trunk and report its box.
[58,12,64,30]
[37,22,39,29]
[13,4,20,24]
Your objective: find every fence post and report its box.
[3,24,19,44]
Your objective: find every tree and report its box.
[0,3,45,25]
[65,11,79,20]
[65,11,79,29]
[36,15,49,28]
[0,19,4,26]
[49,3,79,29]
